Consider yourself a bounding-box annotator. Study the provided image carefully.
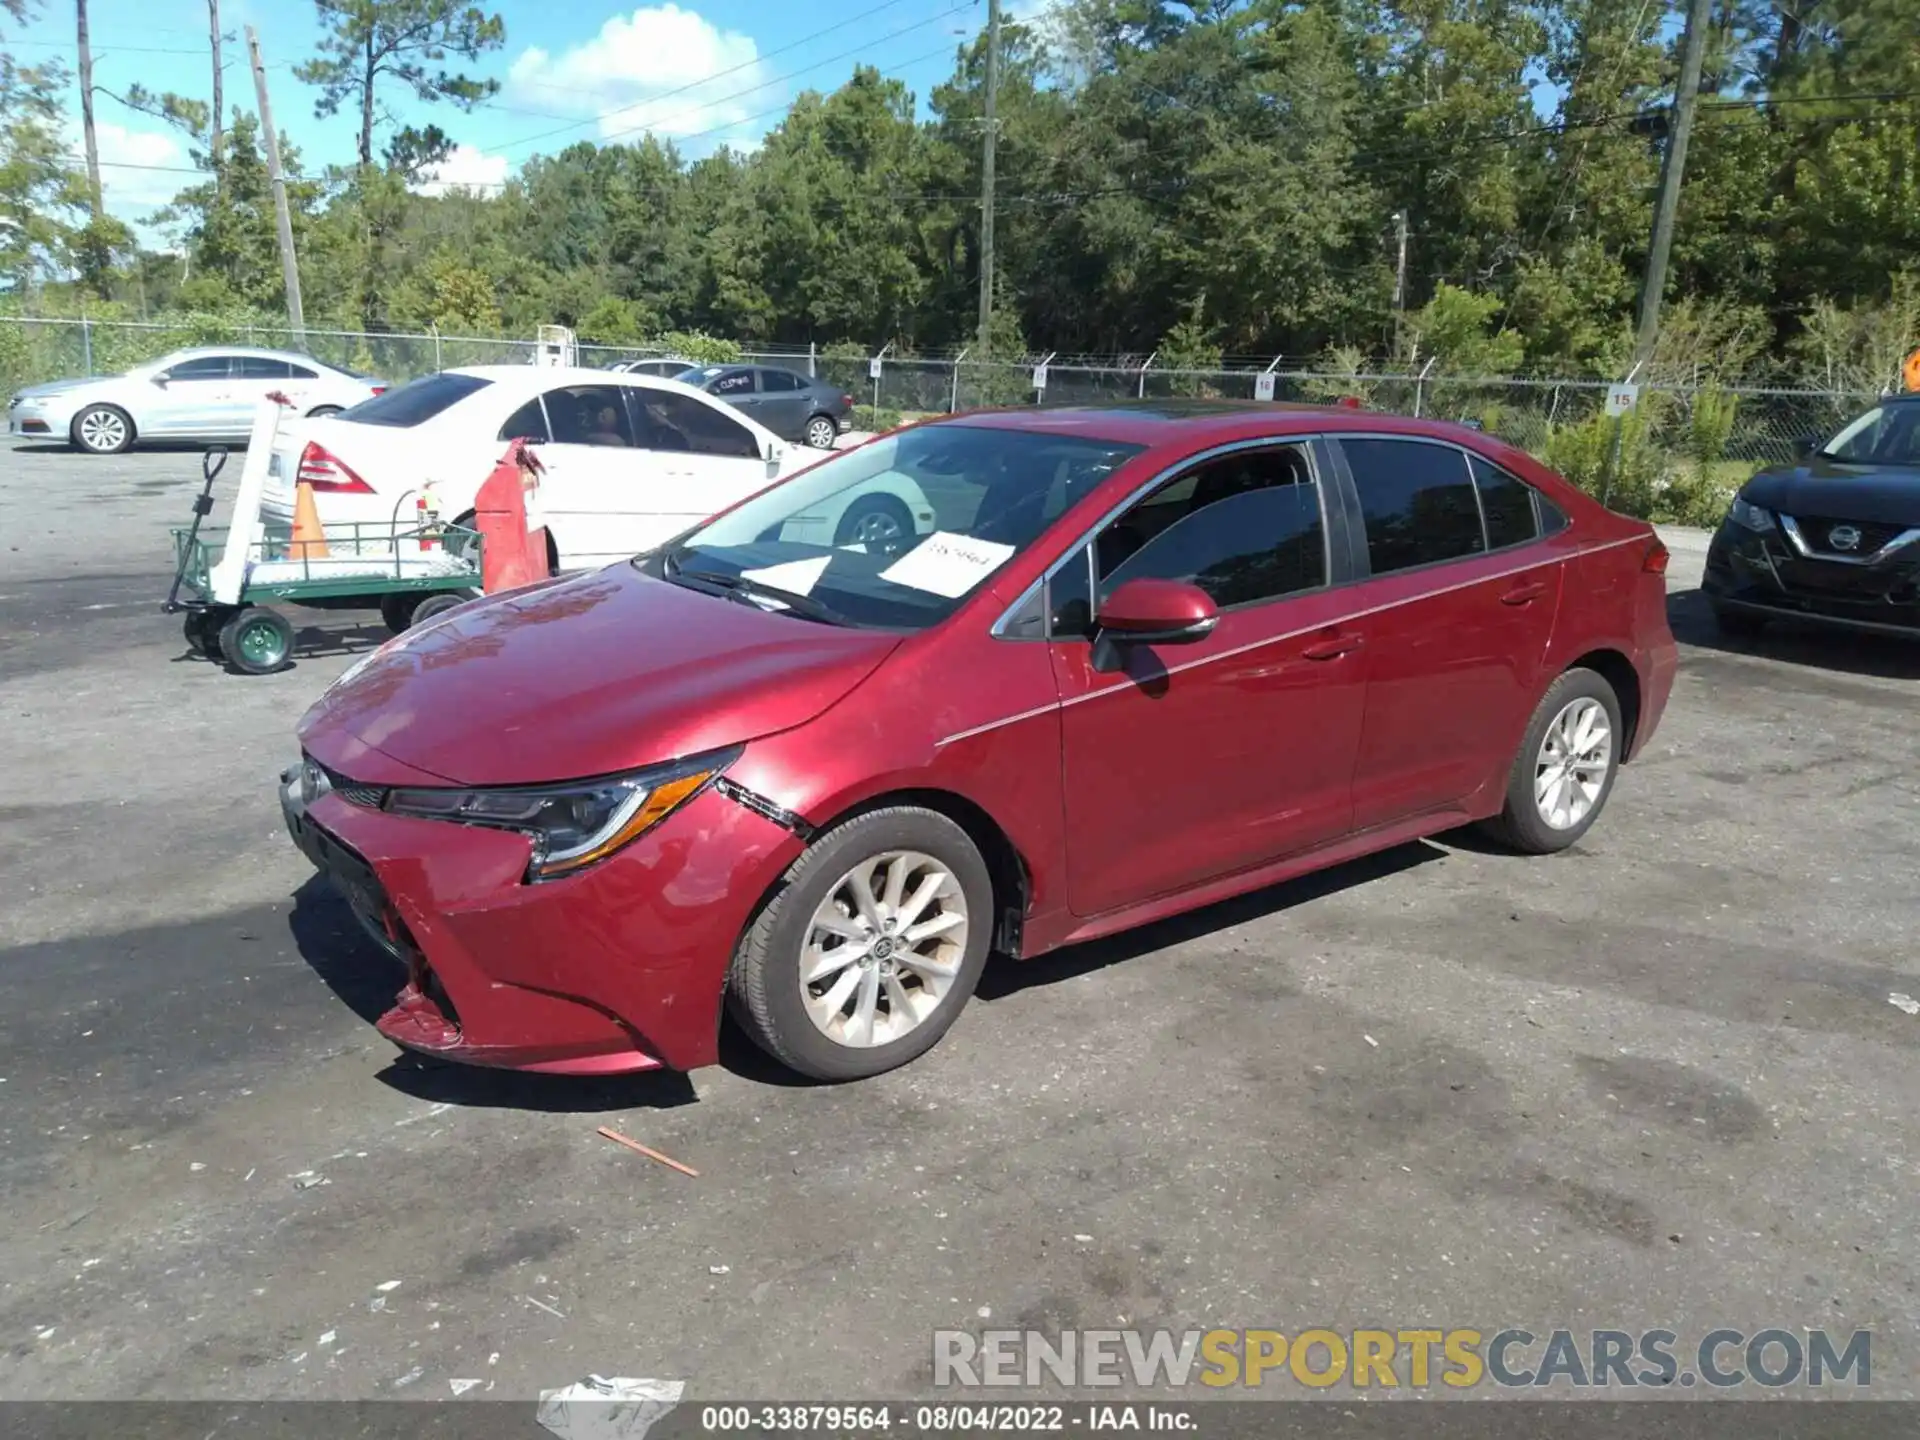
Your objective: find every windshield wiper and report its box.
[668,560,857,627]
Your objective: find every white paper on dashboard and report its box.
[879,531,1016,598]
[739,555,832,596]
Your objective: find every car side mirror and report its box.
[1097,577,1217,643]
[763,439,782,473]
[1790,434,1819,460]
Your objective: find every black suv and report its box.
[1704,395,1920,639]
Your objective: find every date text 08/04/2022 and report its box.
[699,1405,1194,1433]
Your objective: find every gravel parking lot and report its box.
[4,439,1919,1404]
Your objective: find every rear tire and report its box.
[834,494,914,553]
[409,591,473,627]
[728,807,993,1082]
[218,606,294,675]
[1710,604,1768,638]
[1477,667,1623,855]
[805,414,839,450]
[71,404,133,454]
[379,591,423,634]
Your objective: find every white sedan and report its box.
[264,366,937,572]
[7,347,384,454]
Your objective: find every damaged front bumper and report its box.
[277,753,806,1075]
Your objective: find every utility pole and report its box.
[976,0,1000,355]
[209,0,225,195]
[1390,209,1409,355]
[1633,0,1713,366]
[76,0,103,218]
[246,25,306,339]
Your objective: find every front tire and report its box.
[729,807,993,1082]
[307,404,344,419]
[218,606,294,675]
[71,404,133,454]
[805,414,839,450]
[1478,667,1623,854]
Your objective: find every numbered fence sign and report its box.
[1032,364,1049,391]
[1254,372,1277,402]
[868,357,884,380]
[1605,383,1641,417]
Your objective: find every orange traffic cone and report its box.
[291,480,329,561]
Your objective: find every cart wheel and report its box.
[410,592,473,628]
[379,591,423,634]
[219,607,294,675]
[182,609,225,658]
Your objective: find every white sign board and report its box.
[1605,383,1641,417]
[868,357,883,380]
[1254,372,1277,402]
[1032,364,1049,391]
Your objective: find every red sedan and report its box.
[281,402,1678,1082]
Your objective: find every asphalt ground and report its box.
[3,440,1918,1406]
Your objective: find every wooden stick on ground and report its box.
[597,1125,699,1178]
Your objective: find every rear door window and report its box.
[544,385,637,447]
[499,396,551,443]
[759,368,806,392]
[1341,438,1486,576]
[708,368,756,396]
[1469,455,1542,550]
[338,372,492,427]
[232,356,293,379]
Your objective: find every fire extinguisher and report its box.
[415,484,442,551]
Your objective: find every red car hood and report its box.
[298,565,902,786]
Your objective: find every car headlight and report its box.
[1727,496,1774,533]
[383,747,739,881]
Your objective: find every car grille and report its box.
[1785,515,1913,558]
[318,761,388,809]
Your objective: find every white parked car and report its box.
[263,366,937,572]
[7,347,385,454]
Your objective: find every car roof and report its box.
[164,345,337,365]
[939,398,1447,446]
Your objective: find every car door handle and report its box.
[1301,632,1364,661]
[1500,580,1548,606]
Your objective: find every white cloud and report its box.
[506,5,769,145]
[86,120,190,213]
[413,143,513,197]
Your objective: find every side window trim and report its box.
[1468,452,1553,555]
[1330,433,1555,581]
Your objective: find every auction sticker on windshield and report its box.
[880,531,1017,598]
[741,555,832,596]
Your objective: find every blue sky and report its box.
[9,0,997,239]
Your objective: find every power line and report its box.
[489,0,945,155]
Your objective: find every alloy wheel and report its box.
[79,409,127,452]
[800,850,969,1048]
[806,417,838,449]
[1534,696,1612,830]
[851,508,904,545]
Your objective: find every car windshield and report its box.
[650,424,1144,630]
[1819,403,1920,464]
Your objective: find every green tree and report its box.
[296,0,507,169]
[0,46,88,289]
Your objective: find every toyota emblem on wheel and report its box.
[1828,524,1862,551]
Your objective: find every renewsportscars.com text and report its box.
[933,1327,1871,1390]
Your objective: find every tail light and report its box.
[370,386,387,396]
[298,440,375,494]
[1337,395,1363,409]
[842,394,854,408]
[1642,536,1670,575]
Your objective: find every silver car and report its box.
[7,347,387,455]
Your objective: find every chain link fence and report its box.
[1,315,1888,525]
